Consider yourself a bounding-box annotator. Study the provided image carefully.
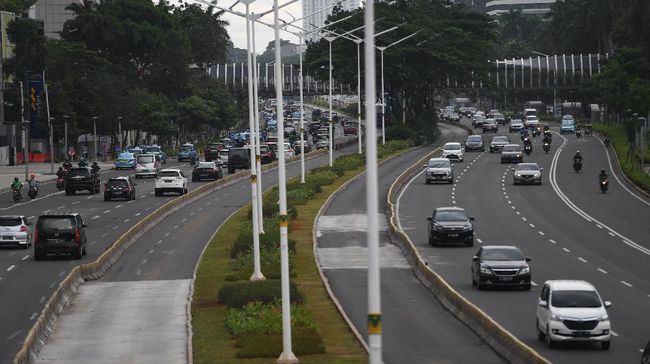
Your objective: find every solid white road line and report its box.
[7,265,16,272]
[621,281,633,287]
[596,135,650,207]
[578,257,587,263]
[71,201,80,205]
[597,268,608,274]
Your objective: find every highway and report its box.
[317,123,504,363]
[396,118,650,363]
[0,121,350,363]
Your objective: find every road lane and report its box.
[397,119,650,363]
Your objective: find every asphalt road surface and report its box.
[397,117,650,363]
[317,123,505,364]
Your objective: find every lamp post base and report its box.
[277,351,299,364]
[249,271,266,281]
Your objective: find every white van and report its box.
[135,154,159,178]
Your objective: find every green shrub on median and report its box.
[218,281,304,309]
[230,248,296,280]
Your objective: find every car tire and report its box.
[104,196,110,202]
[65,189,71,196]
[82,244,87,256]
[449,179,453,185]
[546,328,556,349]
[131,193,136,200]
[425,179,430,185]
[154,189,161,197]
[601,341,610,350]
[466,241,474,247]
[523,283,531,291]
[34,252,43,261]
[74,245,83,260]
[428,235,436,247]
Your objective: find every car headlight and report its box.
[518,267,530,274]
[516,154,522,158]
[479,266,492,274]
[550,313,567,321]
[514,173,521,177]
[598,314,609,321]
[432,223,443,231]
[462,223,473,231]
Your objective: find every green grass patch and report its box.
[218,281,304,309]
[593,123,650,191]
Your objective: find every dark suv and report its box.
[427,207,474,246]
[104,176,136,201]
[65,167,100,195]
[34,214,88,260]
[228,148,251,174]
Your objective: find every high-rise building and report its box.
[485,0,556,16]
[30,0,85,39]
[303,0,360,43]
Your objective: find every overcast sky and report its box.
[219,0,303,53]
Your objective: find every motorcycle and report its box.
[599,178,609,193]
[189,155,197,167]
[576,129,582,138]
[573,159,582,172]
[28,185,38,199]
[524,144,533,156]
[56,177,65,191]
[12,188,21,203]
[543,142,550,154]
[532,127,540,137]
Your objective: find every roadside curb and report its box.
[594,132,650,198]
[385,148,550,364]
[13,149,328,364]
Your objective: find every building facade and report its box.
[30,0,84,39]
[485,0,556,16]
[302,0,360,43]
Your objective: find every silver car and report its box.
[513,163,543,185]
[425,158,453,184]
[0,216,32,249]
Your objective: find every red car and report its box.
[344,122,359,136]
[192,161,223,181]
[203,143,224,162]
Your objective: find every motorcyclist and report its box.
[56,167,65,179]
[543,124,550,132]
[604,136,610,147]
[573,150,583,163]
[598,169,609,181]
[91,161,100,175]
[543,132,552,144]
[28,174,39,196]
[523,137,532,148]
[10,177,22,191]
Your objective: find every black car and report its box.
[192,161,223,181]
[501,144,524,164]
[104,176,136,201]
[465,135,485,152]
[292,140,311,155]
[227,147,251,174]
[427,207,474,246]
[259,144,276,164]
[471,245,531,290]
[65,167,100,195]
[34,213,88,260]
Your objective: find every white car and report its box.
[537,280,611,350]
[217,149,229,167]
[135,154,159,179]
[283,143,295,158]
[154,169,188,196]
[441,142,464,162]
[524,115,540,128]
[0,215,32,249]
[424,158,453,184]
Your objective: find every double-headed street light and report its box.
[376,30,419,144]
[92,116,98,161]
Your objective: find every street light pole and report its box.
[274,0,297,360]
[325,36,335,167]
[242,0,264,282]
[251,14,264,234]
[298,32,306,182]
[45,82,54,173]
[364,0,382,362]
[117,117,123,152]
[20,81,29,181]
[378,47,386,145]
[63,115,69,160]
[355,39,363,154]
[92,116,98,162]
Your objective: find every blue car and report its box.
[145,145,166,164]
[177,143,197,162]
[115,152,136,169]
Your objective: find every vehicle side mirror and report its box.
[26,221,33,226]
[525,257,531,262]
[82,222,89,228]
[423,164,427,168]
[511,168,516,172]
[469,216,475,221]
[539,168,544,171]
[604,301,612,308]
[539,300,548,308]
[472,256,479,262]
[426,217,432,221]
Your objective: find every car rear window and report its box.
[434,210,467,221]
[137,155,154,164]
[444,144,461,150]
[70,169,90,177]
[159,171,180,178]
[38,217,75,231]
[0,217,22,226]
[197,162,214,169]
[493,137,509,143]
[551,290,601,308]
[503,145,521,152]
[516,164,539,171]
[108,180,128,188]
[481,249,523,261]
[467,136,482,142]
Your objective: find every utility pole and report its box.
[20,81,29,181]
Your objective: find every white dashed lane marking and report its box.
[538,231,544,236]
[621,281,633,287]
[578,257,587,263]
[549,239,557,244]
[21,255,30,261]
[7,265,16,272]
[597,268,608,274]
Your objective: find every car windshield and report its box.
[562,121,574,125]
[551,290,602,308]
[38,217,75,231]
[128,149,142,155]
[481,248,524,261]
[137,155,154,164]
[146,147,161,153]
[180,146,193,152]
[516,164,539,171]
[0,217,22,226]
[218,151,229,157]
[467,136,482,142]
[118,153,133,160]
[428,160,450,168]
[160,171,180,178]
[259,146,269,153]
[70,169,90,177]
[503,145,522,152]
[526,116,537,120]
[434,210,467,221]
[108,180,128,188]
[444,144,461,150]
[493,137,509,143]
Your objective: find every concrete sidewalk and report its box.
[0,162,115,190]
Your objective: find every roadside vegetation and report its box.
[192,140,413,363]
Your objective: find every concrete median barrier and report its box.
[385,147,550,364]
[14,148,327,364]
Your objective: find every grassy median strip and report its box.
[192,141,412,363]
[594,123,650,191]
